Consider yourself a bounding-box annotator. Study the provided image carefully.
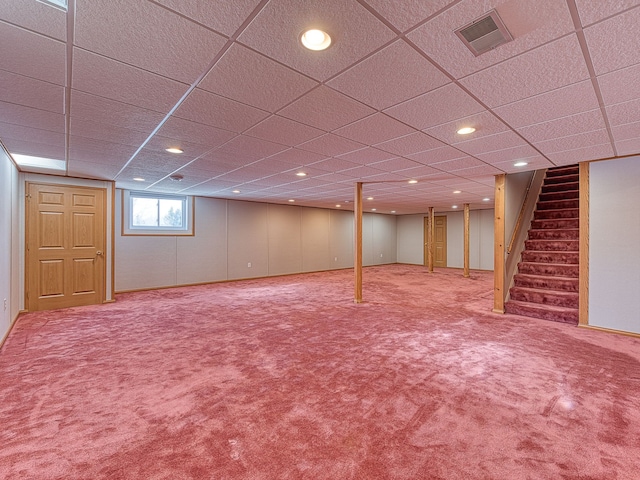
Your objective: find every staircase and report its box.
[505,165,579,324]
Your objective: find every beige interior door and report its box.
[27,183,105,311]
[434,215,447,267]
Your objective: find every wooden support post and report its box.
[463,203,470,278]
[428,207,435,273]
[354,182,363,303]
[579,162,589,326]
[493,174,506,313]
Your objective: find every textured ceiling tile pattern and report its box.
[199,44,318,113]
[327,40,449,110]
[2,1,640,214]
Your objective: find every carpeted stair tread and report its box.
[534,208,579,220]
[541,181,579,193]
[536,199,579,210]
[509,286,578,308]
[521,250,579,264]
[545,166,579,176]
[518,261,579,277]
[524,239,579,251]
[531,218,579,229]
[513,273,579,292]
[539,190,579,202]
[528,228,579,240]
[505,300,578,325]
[543,174,579,185]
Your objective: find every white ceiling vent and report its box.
[455,9,512,57]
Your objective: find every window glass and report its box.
[122,190,194,236]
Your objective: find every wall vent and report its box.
[455,9,512,56]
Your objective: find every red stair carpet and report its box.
[1,265,639,479]
[506,165,580,324]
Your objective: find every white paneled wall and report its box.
[396,210,494,270]
[0,148,19,344]
[115,192,397,291]
[589,156,640,334]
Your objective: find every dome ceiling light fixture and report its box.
[300,29,332,51]
[169,174,184,181]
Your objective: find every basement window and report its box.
[122,190,194,236]
[38,0,68,11]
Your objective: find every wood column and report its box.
[493,174,506,313]
[579,162,589,326]
[463,203,470,278]
[427,206,435,272]
[354,182,363,303]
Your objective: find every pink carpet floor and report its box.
[1,264,639,479]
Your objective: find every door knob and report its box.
[96,251,103,256]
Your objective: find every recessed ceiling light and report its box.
[288,199,295,203]
[133,177,145,182]
[408,179,418,184]
[300,29,331,51]
[371,208,377,212]
[452,205,459,209]
[166,147,183,154]
[336,204,341,208]
[514,161,528,167]
[367,196,374,200]
[483,197,491,202]
[296,172,307,177]
[391,210,396,213]
[457,127,476,135]
[232,189,241,194]
[453,190,461,194]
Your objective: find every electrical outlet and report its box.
[247,262,251,268]
[334,257,338,262]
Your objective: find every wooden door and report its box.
[434,215,447,267]
[26,183,105,311]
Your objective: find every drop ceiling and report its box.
[1,0,638,214]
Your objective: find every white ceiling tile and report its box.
[237,0,396,81]
[154,0,263,36]
[336,147,394,165]
[265,148,327,166]
[69,136,138,165]
[2,136,65,160]
[395,164,442,179]
[546,143,614,163]
[369,157,424,172]
[245,115,324,146]
[173,89,269,132]
[0,100,64,133]
[615,137,640,156]
[453,131,529,156]
[363,0,453,32]
[70,91,166,132]
[215,134,289,161]
[297,133,364,157]
[0,21,65,85]
[72,49,189,113]
[199,44,318,113]
[0,1,66,40]
[431,156,488,171]
[327,40,449,110]
[535,129,611,155]
[576,0,640,27]
[0,69,63,114]
[308,157,362,173]
[0,122,65,149]
[75,0,227,84]
[460,35,590,108]
[493,80,600,129]
[157,117,237,149]
[597,63,640,105]
[407,145,466,165]
[518,109,607,142]
[584,6,640,75]
[408,0,575,79]
[374,132,445,156]
[611,121,640,142]
[334,113,414,145]
[143,136,214,159]
[476,145,545,165]
[67,161,123,180]
[385,83,484,130]
[606,98,640,127]
[424,111,509,145]
[452,164,504,177]
[279,86,375,131]
[336,165,387,178]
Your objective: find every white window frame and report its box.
[122,190,194,236]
